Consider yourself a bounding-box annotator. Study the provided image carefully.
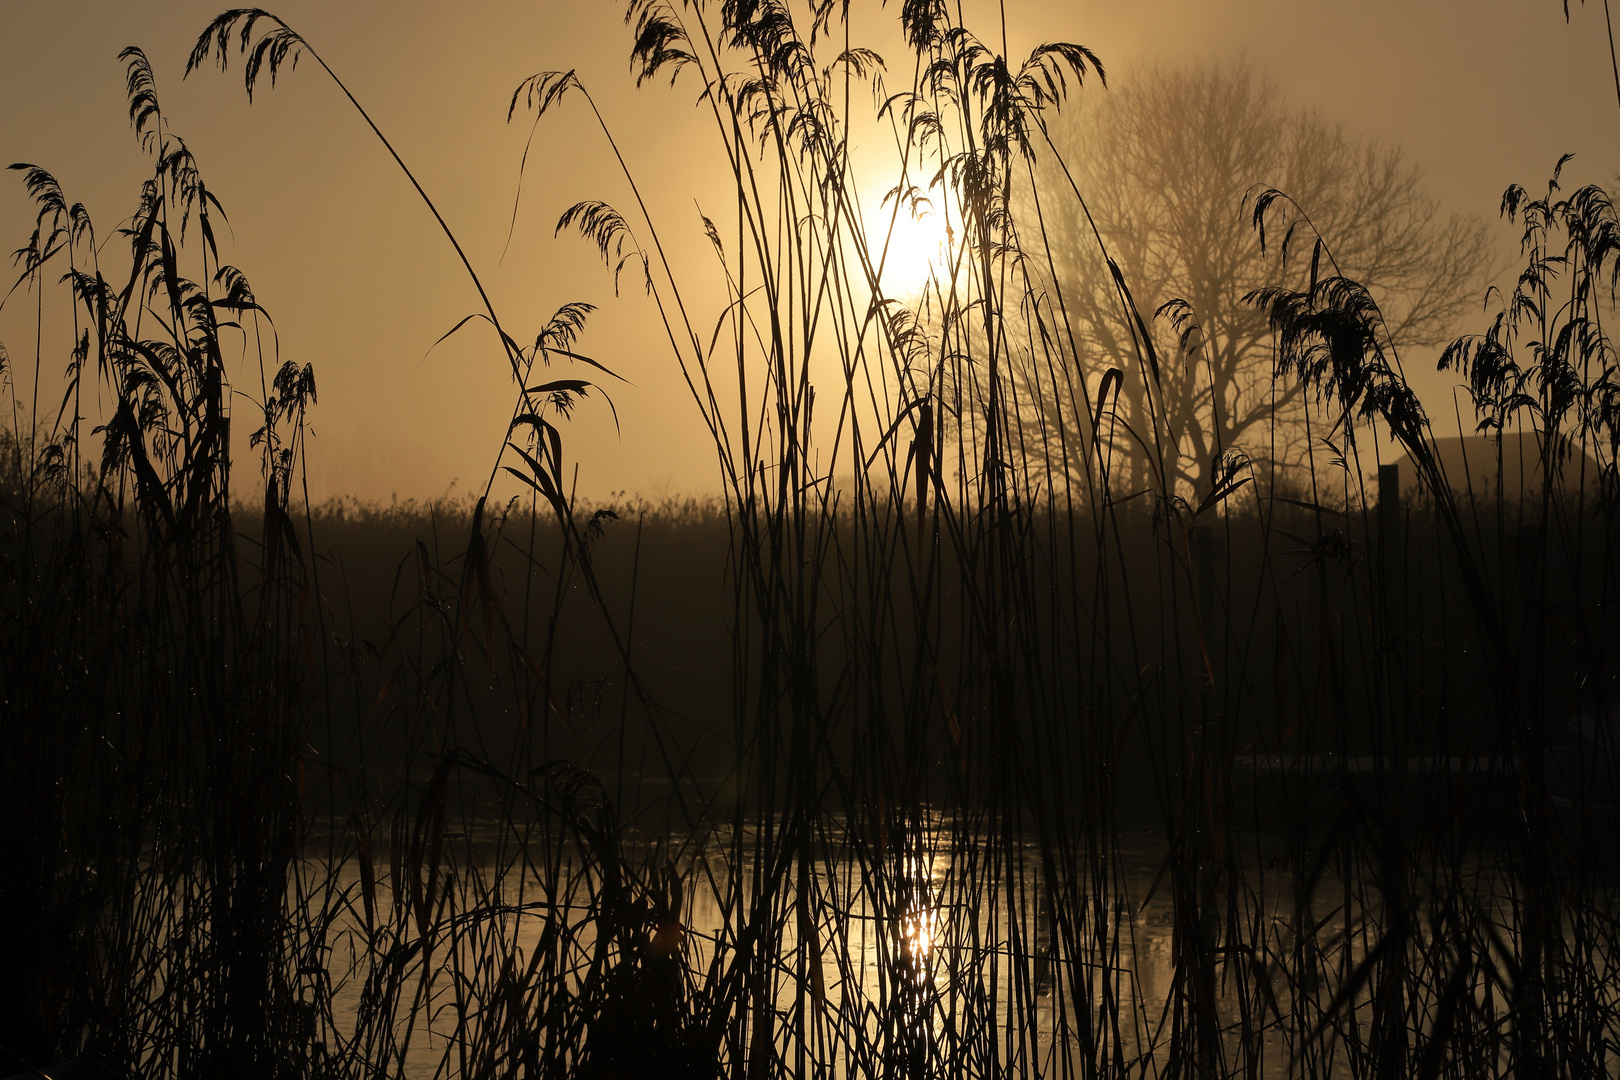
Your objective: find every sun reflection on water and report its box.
[901,905,935,962]
[892,848,942,994]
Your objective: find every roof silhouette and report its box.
[1387,432,1603,502]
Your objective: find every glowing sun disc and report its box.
[869,196,951,298]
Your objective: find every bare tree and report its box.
[1016,60,1493,501]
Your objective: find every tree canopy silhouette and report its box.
[1019,60,1493,501]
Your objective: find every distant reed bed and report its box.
[1,4,1617,1079]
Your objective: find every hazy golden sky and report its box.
[2,0,1614,503]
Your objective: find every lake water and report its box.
[297,813,1492,1080]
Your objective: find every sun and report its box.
[866,190,954,300]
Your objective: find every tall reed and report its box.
[7,3,1619,1078]
[0,46,325,1076]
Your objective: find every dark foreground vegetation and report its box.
[1,4,1617,1078]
